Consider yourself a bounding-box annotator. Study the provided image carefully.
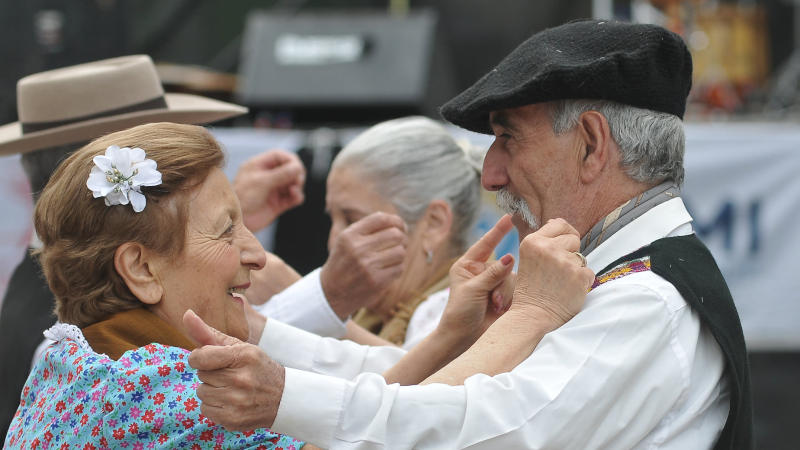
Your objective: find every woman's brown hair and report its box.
[34,122,224,327]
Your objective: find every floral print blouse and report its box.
[3,324,304,449]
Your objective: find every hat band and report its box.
[20,96,169,135]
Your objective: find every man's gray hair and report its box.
[332,116,484,255]
[550,100,685,185]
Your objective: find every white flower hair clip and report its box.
[86,145,162,213]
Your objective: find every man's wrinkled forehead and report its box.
[488,104,552,133]
[489,110,516,133]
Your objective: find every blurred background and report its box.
[0,0,798,447]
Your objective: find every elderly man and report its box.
[186,20,752,449]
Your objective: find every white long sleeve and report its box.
[267,199,730,449]
[255,268,347,338]
[259,318,406,379]
[269,273,728,448]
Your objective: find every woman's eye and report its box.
[344,214,360,227]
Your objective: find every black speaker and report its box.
[237,9,455,122]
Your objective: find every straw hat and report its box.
[0,55,247,156]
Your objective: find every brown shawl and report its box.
[81,308,196,360]
[352,262,452,346]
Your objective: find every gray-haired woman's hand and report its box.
[235,149,306,232]
[320,212,408,320]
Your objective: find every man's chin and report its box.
[510,214,536,239]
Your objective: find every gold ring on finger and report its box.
[572,251,587,267]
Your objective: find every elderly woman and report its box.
[4,123,308,449]
[328,117,486,348]
[251,116,489,349]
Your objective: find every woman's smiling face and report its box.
[149,168,266,342]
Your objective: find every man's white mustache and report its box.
[496,188,538,230]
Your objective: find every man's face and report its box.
[483,103,582,238]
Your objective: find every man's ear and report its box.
[421,200,453,256]
[114,242,163,305]
[576,110,612,184]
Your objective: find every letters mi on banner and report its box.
[0,123,796,350]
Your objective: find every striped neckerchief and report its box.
[580,181,681,256]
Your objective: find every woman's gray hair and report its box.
[549,100,685,185]
[332,116,484,255]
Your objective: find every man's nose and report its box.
[481,142,508,191]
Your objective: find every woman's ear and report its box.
[114,242,163,305]
[421,200,453,257]
[576,110,612,184]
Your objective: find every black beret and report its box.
[440,19,692,134]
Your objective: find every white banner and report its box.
[681,123,800,350]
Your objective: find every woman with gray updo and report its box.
[326,116,486,348]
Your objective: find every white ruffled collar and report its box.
[43,322,93,352]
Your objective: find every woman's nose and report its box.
[240,228,267,270]
[327,224,341,253]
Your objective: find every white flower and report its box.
[86,145,162,213]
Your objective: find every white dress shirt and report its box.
[261,198,730,449]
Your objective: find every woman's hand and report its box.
[435,215,516,352]
[381,216,515,385]
[422,218,595,386]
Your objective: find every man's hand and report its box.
[511,218,595,330]
[184,310,285,431]
[320,212,408,320]
[435,215,516,351]
[246,251,302,305]
[234,149,306,232]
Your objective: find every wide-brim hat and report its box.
[0,55,247,156]
[441,19,692,134]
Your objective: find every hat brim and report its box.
[0,93,248,156]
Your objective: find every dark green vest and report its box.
[599,234,753,450]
